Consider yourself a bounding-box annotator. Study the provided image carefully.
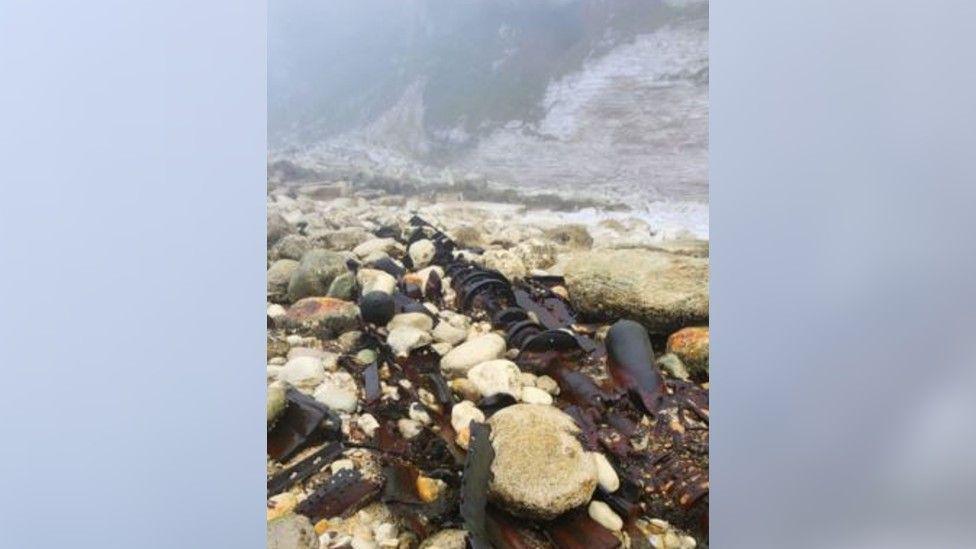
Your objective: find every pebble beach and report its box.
[267,179,710,549]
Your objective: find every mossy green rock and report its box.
[287,248,349,302]
[327,271,358,301]
[267,383,287,427]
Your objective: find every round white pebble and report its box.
[588,500,623,531]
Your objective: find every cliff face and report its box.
[270,0,707,203]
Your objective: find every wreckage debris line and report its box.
[386,217,710,537]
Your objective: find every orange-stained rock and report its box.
[416,476,440,503]
[666,326,709,378]
[282,297,359,337]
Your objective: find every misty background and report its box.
[269,0,708,234]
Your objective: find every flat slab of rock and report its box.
[487,404,597,519]
[563,249,708,334]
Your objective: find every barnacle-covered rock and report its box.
[419,528,468,549]
[487,404,597,519]
[267,513,318,549]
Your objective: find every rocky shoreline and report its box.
[267,180,709,549]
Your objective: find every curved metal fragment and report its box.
[605,319,664,415]
[461,422,494,549]
[267,388,340,461]
[294,468,383,521]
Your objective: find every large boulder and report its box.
[287,249,350,303]
[487,404,597,519]
[563,249,708,334]
[281,297,359,337]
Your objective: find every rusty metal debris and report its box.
[267,388,341,462]
[267,441,344,498]
[295,467,384,521]
[461,422,494,549]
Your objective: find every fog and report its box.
[269,0,708,219]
